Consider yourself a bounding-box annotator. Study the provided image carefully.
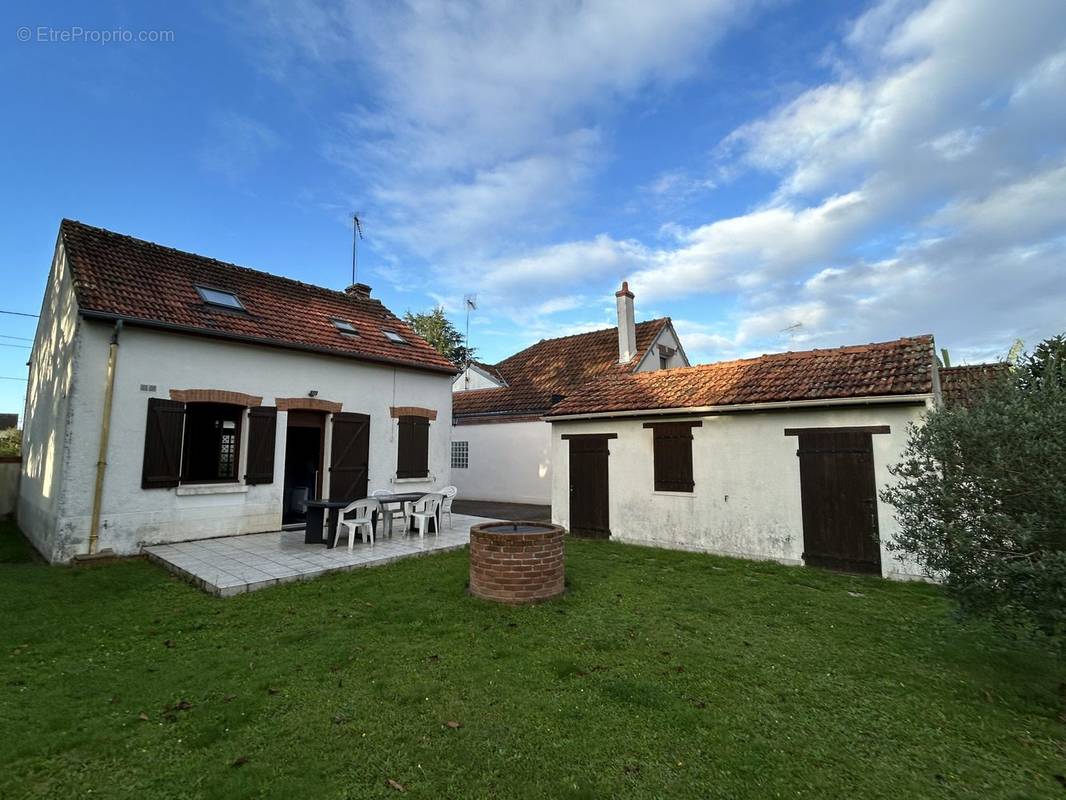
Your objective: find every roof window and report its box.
[332,319,359,335]
[383,330,407,344]
[195,286,245,311]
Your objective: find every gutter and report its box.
[88,320,122,555]
[543,393,934,422]
[78,310,460,377]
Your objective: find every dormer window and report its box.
[196,286,245,311]
[332,319,359,336]
[383,330,407,344]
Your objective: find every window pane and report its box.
[383,330,407,344]
[451,440,468,469]
[181,403,242,482]
[332,319,358,334]
[196,286,244,310]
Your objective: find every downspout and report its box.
[88,320,122,555]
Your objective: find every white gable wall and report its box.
[29,320,453,561]
[550,402,928,580]
[452,364,504,391]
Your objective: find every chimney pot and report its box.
[345,283,372,300]
[615,280,637,363]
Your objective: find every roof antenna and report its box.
[463,294,477,388]
[780,322,803,342]
[351,213,364,284]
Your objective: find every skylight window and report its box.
[195,286,245,311]
[332,319,359,335]
[383,330,407,344]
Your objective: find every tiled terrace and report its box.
[144,512,496,597]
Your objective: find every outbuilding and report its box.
[545,335,940,579]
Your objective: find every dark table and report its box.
[374,492,443,536]
[304,499,351,548]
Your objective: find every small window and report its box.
[383,330,407,344]
[396,415,429,478]
[196,286,245,310]
[332,319,359,335]
[646,421,700,492]
[451,440,469,469]
[659,355,670,370]
[182,403,243,483]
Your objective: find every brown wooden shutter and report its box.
[329,412,370,500]
[244,406,277,485]
[142,398,185,489]
[396,415,429,478]
[646,421,700,492]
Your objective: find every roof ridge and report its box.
[493,316,670,367]
[60,218,384,311]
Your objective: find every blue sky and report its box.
[2,0,1064,415]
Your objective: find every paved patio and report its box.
[144,512,496,597]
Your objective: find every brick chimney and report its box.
[615,280,637,363]
[345,283,372,300]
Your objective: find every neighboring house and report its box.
[451,282,688,504]
[939,363,1009,407]
[19,220,457,563]
[545,335,941,580]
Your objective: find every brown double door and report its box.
[567,434,613,538]
[794,428,882,574]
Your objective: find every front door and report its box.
[567,434,613,538]
[283,411,326,524]
[329,412,370,502]
[794,429,882,574]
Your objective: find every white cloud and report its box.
[198,113,282,183]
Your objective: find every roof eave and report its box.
[79,309,460,376]
[545,392,935,421]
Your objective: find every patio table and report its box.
[373,491,443,536]
[305,499,350,548]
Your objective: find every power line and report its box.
[0,334,32,342]
[0,310,38,318]
[0,343,29,349]
[0,376,27,381]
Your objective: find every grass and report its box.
[0,520,1062,799]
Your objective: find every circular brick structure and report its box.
[469,521,566,604]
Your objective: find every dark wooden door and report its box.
[329,412,370,501]
[567,435,612,538]
[795,429,882,573]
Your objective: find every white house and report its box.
[451,282,688,504]
[545,335,941,580]
[19,220,457,562]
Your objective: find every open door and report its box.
[283,411,325,524]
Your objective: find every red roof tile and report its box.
[453,319,670,418]
[59,220,456,374]
[548,335,935,417]
[939,363,1008,407]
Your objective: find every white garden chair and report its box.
[371,488,407,535]
[336,498,379,549]
[440,485,458,528]
[409,493,443,538]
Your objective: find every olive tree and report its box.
[881,335,1066,640]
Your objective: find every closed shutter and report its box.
[142,398,185,489]
[330,412,370,500]
[244,406,277,485]
[396,415,430,478]
[647,421,699,492]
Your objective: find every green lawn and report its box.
[1,521,1062,799]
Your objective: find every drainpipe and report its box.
[88,320,122,555]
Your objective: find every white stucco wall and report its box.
[0,460,19,517]
[32,319,453,561]
[452,364,504,392]
[450,419,551,504]
[18,244,83,560]
[550,403,929,580]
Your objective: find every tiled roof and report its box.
[453,319,670,418]
[548,335,935,417]
[939,363,1008,407]
[59,220,456,374]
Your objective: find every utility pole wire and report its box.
[0,334,32,341]
[0,310,38,318]
[0,376,28,381]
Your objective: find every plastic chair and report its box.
[336,498,379,549]
[409,493,443,538]
[439,485,458,528]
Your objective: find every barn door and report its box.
[793,428,882,574]
[566,434,614,538]
[329,412,370,501]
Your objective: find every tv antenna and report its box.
[351,213,365,284]
[780,322,803,342]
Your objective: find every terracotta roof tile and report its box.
[548,335,935,416]
[939,363,1009,407]
[59,220,456,374]
[453,319,669,418]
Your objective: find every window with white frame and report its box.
[451,440,469,469]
